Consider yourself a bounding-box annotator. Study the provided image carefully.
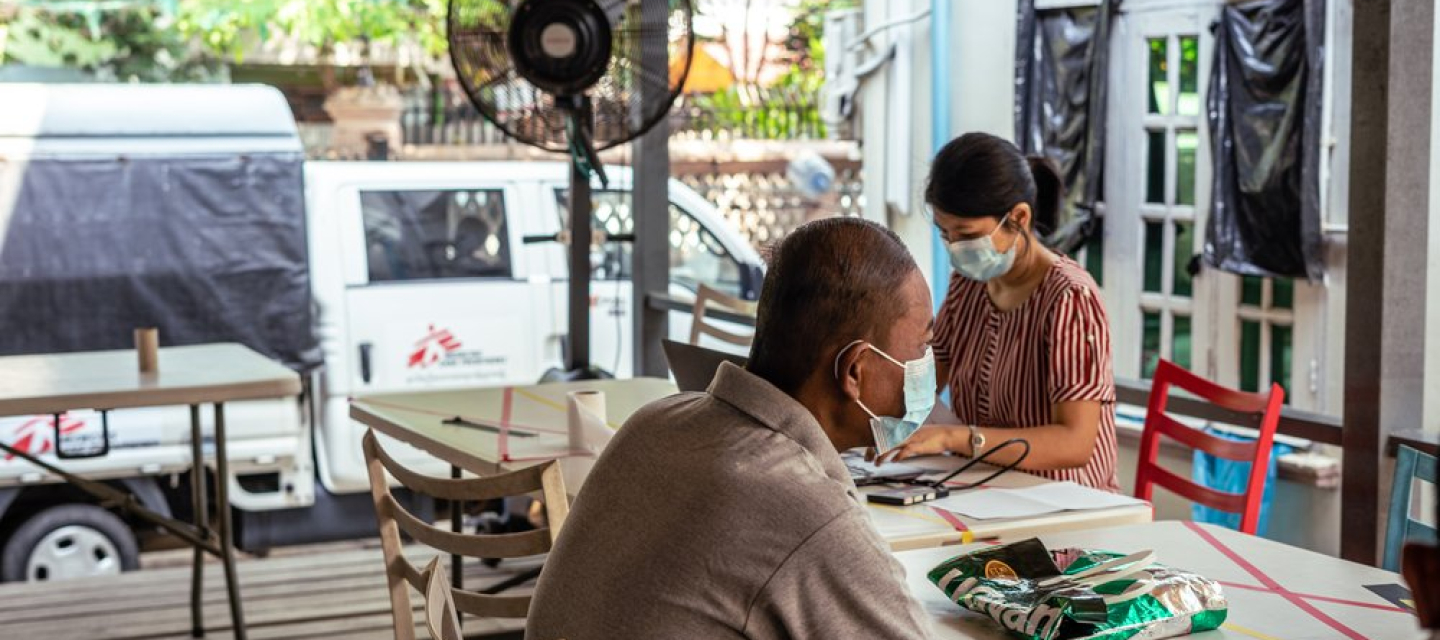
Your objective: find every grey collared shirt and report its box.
[526,363,934,640]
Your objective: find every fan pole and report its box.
[567,96,595,372]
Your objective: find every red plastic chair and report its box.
[1135,359,1285,535]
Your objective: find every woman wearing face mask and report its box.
[881,132,1120,492]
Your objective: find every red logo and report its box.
[408,325,463,369]
[6,413,86,460]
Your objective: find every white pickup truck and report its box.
[0,83,762,582]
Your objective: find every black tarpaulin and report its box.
[0,154,322,371]
[1205,0,1325,280]
[1014,0,1113,253]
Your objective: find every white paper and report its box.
[932,482,1146,521]
[1011,482,1149,511]
[930,491,1063,521]
[566,390,611,456]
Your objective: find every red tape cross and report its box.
[1183,521,1383,639]
[1216,580,1410,614]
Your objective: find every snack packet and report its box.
[928,538,1228,639]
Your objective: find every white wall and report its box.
[860,0,1018,295]
[947,0,1019,138]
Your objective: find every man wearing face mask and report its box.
[526,217,936,640]
[879,132,1120,493]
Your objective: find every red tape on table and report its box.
[1215,580,1410,614]
[358,397,566,435]
[498,386,513,461]
[1183,521,1371,639]
[929,506,970,533]
[497,387,590,463]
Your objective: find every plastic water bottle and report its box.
[787,150,836,200]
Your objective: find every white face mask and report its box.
[834,340,936,454]
[946,213,1017,282]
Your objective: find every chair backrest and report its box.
[364,429,570,640]
[688,283,755,347]
[1134,359,1285,535]
[662,338,749,392]
[423,557,464,640]
[1384,445,1439,571]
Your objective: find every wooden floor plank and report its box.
[0,559,536,626]
[0,543,536,640]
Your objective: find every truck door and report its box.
[342,184,541,393]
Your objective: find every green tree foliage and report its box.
[0,4,223,82]
[175,0,448,66]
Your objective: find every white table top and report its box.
[351,377,678,475]
[898,521,1427,640]
[0,344,302,416]
[863,458,1152,550]
[353,379,1152,551]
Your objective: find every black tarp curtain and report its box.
[1016,0,1325,279]
[0,154,322,372]
[1014,0,1113,254]
[1206,0,1326,280]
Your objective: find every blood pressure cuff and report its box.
[928,539,1228,639]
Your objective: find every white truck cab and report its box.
[305,160,764,493]
[0,83,763,582]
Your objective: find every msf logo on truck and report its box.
[408,325,463,369]
[5,413,86,460]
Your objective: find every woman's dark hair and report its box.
[924,132,1063,235]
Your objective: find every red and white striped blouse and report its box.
[932,255,1120,492]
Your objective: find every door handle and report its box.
[359,342,373,384]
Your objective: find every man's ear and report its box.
[834,342,869,402]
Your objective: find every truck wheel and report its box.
[1,504,139,582]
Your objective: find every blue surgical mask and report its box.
[947,213,1016,281]
[834,341,937,453]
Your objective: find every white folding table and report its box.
[0,344,301,639]
[352,378,1150,552]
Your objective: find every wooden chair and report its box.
[364,429,569,640]
[1383,445,1438,571]
[1134,359,1285,535]
[423,557,463,640]
[688,283,755,347]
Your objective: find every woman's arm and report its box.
[881,399,1101,470]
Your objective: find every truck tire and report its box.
[1,504,139,582]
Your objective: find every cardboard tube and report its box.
[135,327,159,373]
[567,390,608,455]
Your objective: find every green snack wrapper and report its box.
[927,538,1228,640]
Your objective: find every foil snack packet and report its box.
[928,538,1228,640]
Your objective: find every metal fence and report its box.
[669,88,827,141]
[401,88,511,146]
[396,86,826,145]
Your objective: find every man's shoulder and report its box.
[621,392,859,517]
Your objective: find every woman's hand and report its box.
[877,425,963,463]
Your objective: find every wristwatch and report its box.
[967,424,985,457]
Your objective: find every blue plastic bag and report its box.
[1191,428,1292,535]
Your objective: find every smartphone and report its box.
[866,485,951,506]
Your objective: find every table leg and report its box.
[452,464,463,633]
[451,463,463,590]
[214,403,247,640]
[189,404,207,638]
